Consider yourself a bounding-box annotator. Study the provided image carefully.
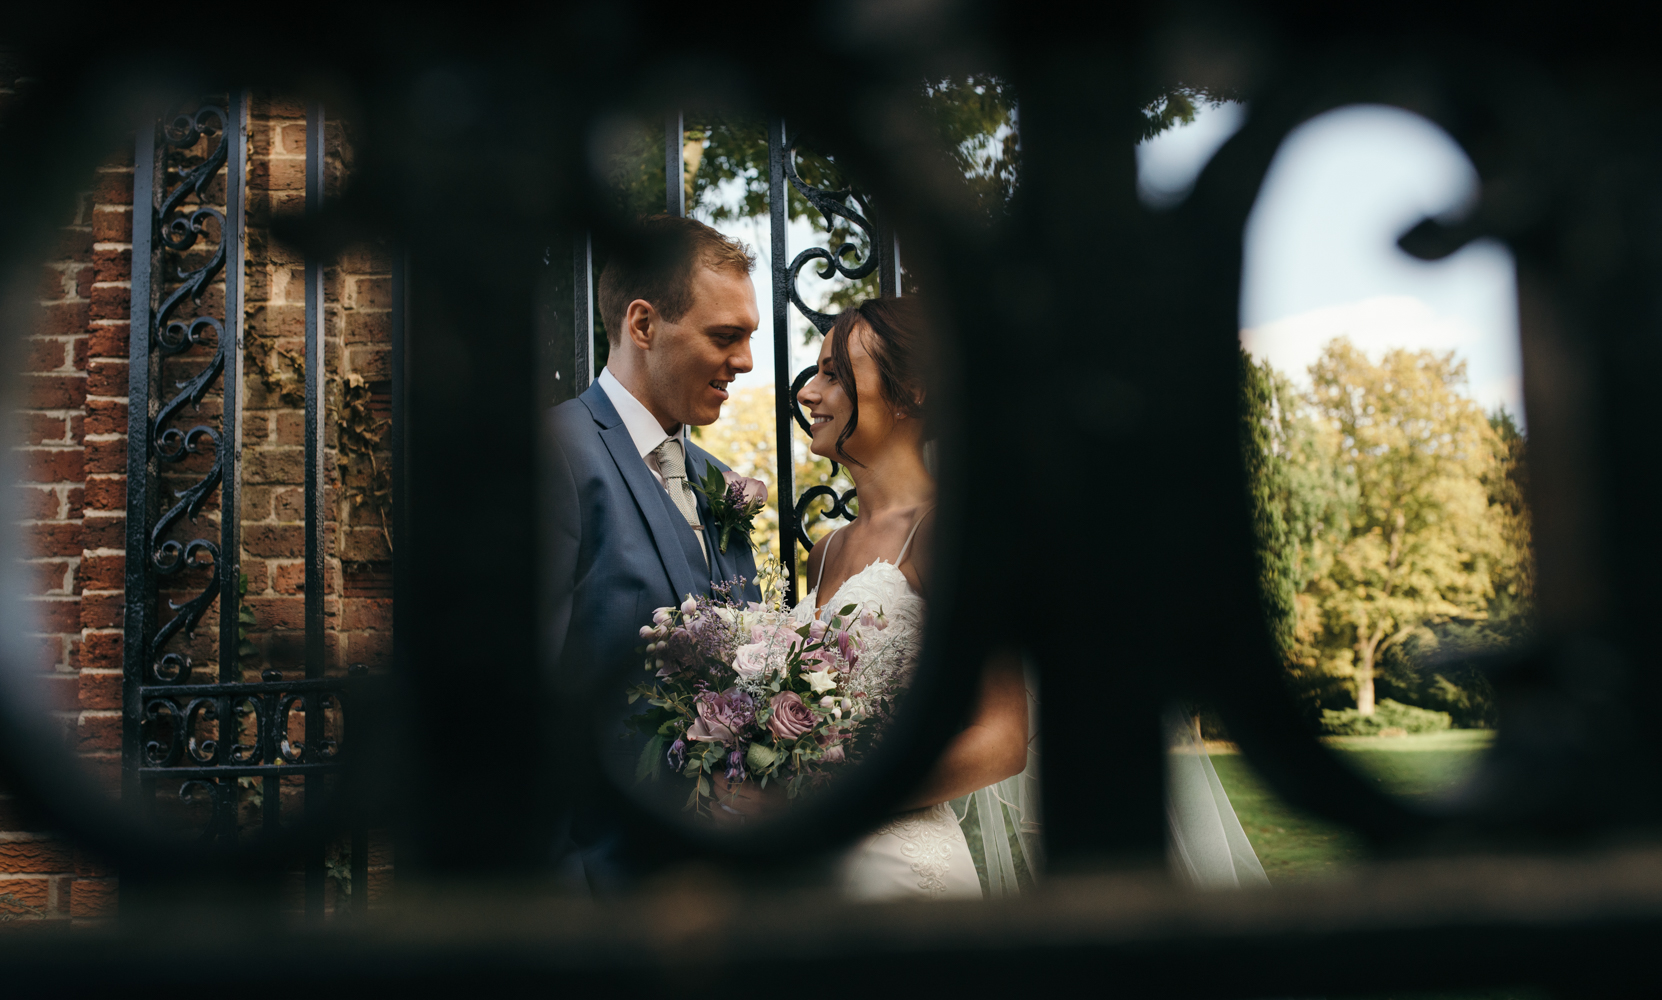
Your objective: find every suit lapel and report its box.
[587,388,703,603]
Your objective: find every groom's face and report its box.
[641,265,758,427]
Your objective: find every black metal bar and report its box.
[139,763,345,779]
[768,117,797,604]
[573,232,592,394]
[121,112,159,809]
[303,100,328,917]
[140,677,348,697]
[877,220,901,298]
[219,91,249,846]
[665,110,683,217]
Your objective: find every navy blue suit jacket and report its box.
[546,382,761,694]
[545,383,761,875]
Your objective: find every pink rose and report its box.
[821,743,845,764]
[687,688,755,744]
[767,691,816,741]
[732,642,770,679]
[722,471,768,512]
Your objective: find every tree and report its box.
[1301,339,1507,716]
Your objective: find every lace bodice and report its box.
[793,558,923,632]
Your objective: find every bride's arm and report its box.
[898,650,1029,810]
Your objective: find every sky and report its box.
[1136,102,1523,421]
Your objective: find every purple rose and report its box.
[688,687,756,744]
[722,471,768,513]
[821,742,845,764]
[767,691,816,741]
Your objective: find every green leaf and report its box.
[636,734,666,784]
[238,606,257,625]
[746,740,778,771]
[839,604,857,617]
[237,640,257,657]
[696,775,711,798]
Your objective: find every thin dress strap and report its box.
[814,526,844,595]
[895,505,935,568]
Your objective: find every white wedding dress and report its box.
[797,521,1265,900]
[794,522,985,901]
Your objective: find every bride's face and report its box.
[798,322,896,465]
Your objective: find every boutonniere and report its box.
[692,466,768,554]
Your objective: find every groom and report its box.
[545,215,763,884]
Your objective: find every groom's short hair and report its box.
[598,215,756,346]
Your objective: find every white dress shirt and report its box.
[597,367,708,560]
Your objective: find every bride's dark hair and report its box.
[827,296,928,465]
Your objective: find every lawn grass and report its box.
[1207,730,1494,883]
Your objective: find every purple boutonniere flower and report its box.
[692,465,768,554]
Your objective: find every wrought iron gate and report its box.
[123,94,372,914]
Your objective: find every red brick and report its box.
[0,840,74,874]
[51,226,92,262]
[92,247,131,285]
[24,448,83,484]
[35,301,88,337]
[85,360,127,397]
[87,323,129,360]
[24,523,82,558]
[26,560,71,596]
[70,877,116,918]
[15,486,61,520]
[90,208,130,243]
[244,451,302,485]
[240,485,272,522]
[250,156,306,192]
[0,877,50,918]
[78,553,124,592]
[271,488,304,522]
[35,673,78,712]
[82,513,125,549]
[23,413,68,445]
[343,310,389,344]
[66,486,84,518]
[240,558,269,593]
[37,266,69,300]
[72,335,89,369]
[26,374,86,409]
[84,398,127,436]
[77,670,121,710]
[345,345,390,380]
[272,562,305,594]
[342,597,391,631]
[84,438,125,475]
[94,169,133,206]
[352,276,392,310]
[77,713,120,752]
[82,476,125,512]
[346,630,391,667]
[89,284,129,318]
[79,593,122,629]
[22,337,69,372]
[28,597,80,630]
[75,267,93,300]
[79,631,121,671]
[340,526,390,562]
[245,596,305,630]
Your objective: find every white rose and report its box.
[714,607,736,624]
[806,669,838,695]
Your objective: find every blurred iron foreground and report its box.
[2,2,1662,995]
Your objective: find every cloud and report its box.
[1240,295,1524,418]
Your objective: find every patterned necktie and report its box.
[653,437,702,528]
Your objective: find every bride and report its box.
[789,297,1267,900]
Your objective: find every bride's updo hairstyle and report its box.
[828,296,929,465]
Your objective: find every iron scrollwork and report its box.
[146,104,232,687]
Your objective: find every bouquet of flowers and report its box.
[626,580,913,815]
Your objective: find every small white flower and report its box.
[805,670,838,695]
[680,596,698,615]
[714,607,736,624]
[653,608,673,626]
[832,708,842,720]
[638,626,654,639]
[819,696,834,708]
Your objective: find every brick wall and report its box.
[1,82,394,921]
